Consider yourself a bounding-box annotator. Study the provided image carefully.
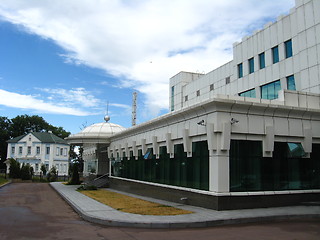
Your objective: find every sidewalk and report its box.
[50,182,320,229]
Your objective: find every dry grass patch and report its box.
[80,189,193,216]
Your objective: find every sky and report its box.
[0,0,295,134]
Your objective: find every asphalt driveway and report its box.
[0,183,319,240]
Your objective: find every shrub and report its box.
[68,163,80,185]
[77,185,97,190]
[20,163,32,180]
[40,164,47,176]
[9,158,21,179]
[47,166,58,182]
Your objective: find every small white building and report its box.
[6,132,70,176]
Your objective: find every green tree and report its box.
[69,163,80,185]
[20,163,32,180]
[0,117,11,168]
[9,115,50,137]
[47,166,58,182]
[40,164,47,176]
[8,158,20,179]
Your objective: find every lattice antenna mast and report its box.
[132,92,137,126]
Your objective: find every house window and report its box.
[259,52,265,69]
[60,148,63,156]
[238,63,243,78]
[11,146,15,154]
[284,39,293,58]
[272,46,279,64]
[170,86,174,111]
[64,148,67,156]
[261,80,281,100]
[19,146,23,154]
[36,146,40,154]
[185,95,188,102]
[210,84,214,91]
[196,90,200,96]
[226,76,231,84]
[46,147,50,155]
[239,88,256,98]
[27,146,31,155]
[56,147,59,156]
[287,75,296,90]
[35,163,39,172]
[248,58,254,74]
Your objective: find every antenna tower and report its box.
[132,92,137,126]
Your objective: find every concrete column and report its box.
[209,152,230,193]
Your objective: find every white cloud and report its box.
[0,0,295,118]
[0,89,93,116]
[37,87,100,108]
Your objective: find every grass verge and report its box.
[0,176,9,185]
[79,189,193,216]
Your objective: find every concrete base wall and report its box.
[109,177,320,210]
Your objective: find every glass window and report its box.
[239,88,256,98]
[196,90,200,96]
[28,146,31,155]
[36,146,40,154]
[56,147,59,156]
[185,95,188,102]
[259,52,265,69]
[11,146,15,154]
[287,143,305,158]
[226,76,231,84]
[46,147,50,155]
[284,39,293,58]
[248,58,254,74]
[238,63,243,78]
[19,146,23,154]
[272,46,279,63]
[261,80,281,100]
[170,86,174,111]
[60,148,63,156]
[286,75,296,90]
[210,84,214,91]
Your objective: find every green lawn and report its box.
[0,175,9,185]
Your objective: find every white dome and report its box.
[66,120,125,144]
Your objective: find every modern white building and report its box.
[7,132,70,176]
[107,0,320,210]
[66,116,126,177]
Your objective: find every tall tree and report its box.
[0,117,11,167]
[9,115,50,137]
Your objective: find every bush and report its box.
[40,164,47,176]
[20,163,32,180]
[9,158,21,179]
[68,163,80,185]
[47,166,58,182]
[77,185,97,190]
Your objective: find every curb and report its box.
[50,183,320,229]
[0,180,11,188]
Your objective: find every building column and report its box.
[209,152,230,193]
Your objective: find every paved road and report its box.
[0,183,319,240]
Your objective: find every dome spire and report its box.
[104,101,110,122]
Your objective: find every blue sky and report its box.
[0,0,294,134]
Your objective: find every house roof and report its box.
[7,132,68,145]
